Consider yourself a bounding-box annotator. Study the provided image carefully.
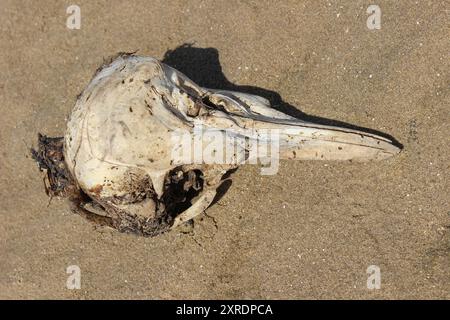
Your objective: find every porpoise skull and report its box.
[32,54,401,237]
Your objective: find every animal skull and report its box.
[32,54,400,237]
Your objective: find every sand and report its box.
[0,0,448,299]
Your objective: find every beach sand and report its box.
[0,0,448,299]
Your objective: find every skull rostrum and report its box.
[32,54,400,237]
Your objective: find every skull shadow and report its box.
[162,43,402,145]
[161,44,402,205]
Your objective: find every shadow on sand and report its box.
[161,43,402,207]
[162,43,402,147]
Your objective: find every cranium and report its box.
[32,53,401,237]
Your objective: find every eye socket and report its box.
[186,101,201,117]
[162,168,204,217]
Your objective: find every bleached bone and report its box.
[33,54,400,237]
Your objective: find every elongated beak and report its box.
[200,90,401,163]
[200,115,401,162]
[249,119,401,162]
